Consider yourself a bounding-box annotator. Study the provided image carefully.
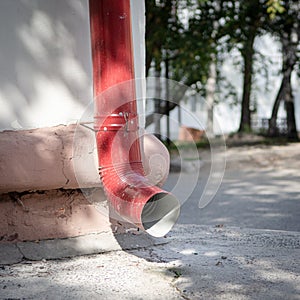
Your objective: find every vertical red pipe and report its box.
[89,0,134,93]
[89,0,141,176]
[89,0,180,236]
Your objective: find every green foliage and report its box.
[145,0,300,134]
[145,0,184,75]
[266,0,285,20]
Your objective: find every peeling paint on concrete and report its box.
[0,189,113,242]
[0,124,101,193]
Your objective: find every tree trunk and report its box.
[268,79,286,137]
[165,57,170,145]
[154,66,162,137]
[206,58,216,138]
[269,67,298,139]
[268,31,298,140]
[238,32,255,133]
[285,86,298,139]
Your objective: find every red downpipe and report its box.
[89,0,180,237]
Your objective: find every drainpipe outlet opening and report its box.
[141,193,180,237]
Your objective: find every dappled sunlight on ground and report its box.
[165,143,300,232]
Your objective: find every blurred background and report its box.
[144,0,300,142]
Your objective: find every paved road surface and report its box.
[1,225,299,300]
[165,143,300,232]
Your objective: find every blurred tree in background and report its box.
[267,0,300,139]
[145,0,299,139]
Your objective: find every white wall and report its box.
[131,0,146,129]
[0,0,146,131]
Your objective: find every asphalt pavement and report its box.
[165,143,300,232]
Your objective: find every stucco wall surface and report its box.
[0,0,145,131]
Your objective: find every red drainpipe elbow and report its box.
[89,0,180,237]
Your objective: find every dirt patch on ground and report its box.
[173,141,300,173]
[224,142,300,170]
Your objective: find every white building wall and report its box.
[0,0,146,131]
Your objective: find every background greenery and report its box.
[145,0,299,140]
